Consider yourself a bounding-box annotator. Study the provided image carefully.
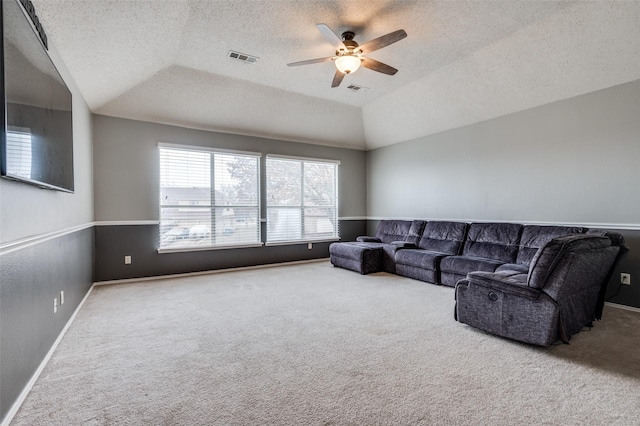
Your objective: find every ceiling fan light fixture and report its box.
[334,55,361,74]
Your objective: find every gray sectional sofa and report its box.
[329,220,627,346]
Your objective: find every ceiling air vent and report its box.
[347,84,369,92]
[228,50,259,64]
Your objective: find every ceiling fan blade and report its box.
[361,58,398,75]
[358,29,407,54]
[287,57,335,67]
[331,70,345,88]
[316,23,346,50]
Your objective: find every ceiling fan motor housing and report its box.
[340,31,360,53]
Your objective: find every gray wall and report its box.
[92,115,367,281]
[0,29,94,424]
[366,80,640,308]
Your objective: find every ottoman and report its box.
[329,242,384,274]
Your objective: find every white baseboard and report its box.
[605,302,640,313]
[94,257,330,286]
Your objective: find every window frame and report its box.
[265,154,340,246]
[158,143,262,253]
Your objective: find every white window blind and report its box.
[159,146,260,251]
[266,155,339,244]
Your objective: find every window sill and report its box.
[158,242,264,254]
[265,238,340,247]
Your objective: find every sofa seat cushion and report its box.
[440,255,505,276]
[495,263,530,273]
[395,249,449,270]
[395,249,453,284]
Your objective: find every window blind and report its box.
[159,146,260,251]
[266,155,339,244]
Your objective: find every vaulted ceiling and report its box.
[32,0,640,150]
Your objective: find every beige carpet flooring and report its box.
[11,261,640,425]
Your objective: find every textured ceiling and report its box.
[31,0,640,150]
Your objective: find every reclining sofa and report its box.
[329,220,627,346]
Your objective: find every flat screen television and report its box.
[1,0,74,192]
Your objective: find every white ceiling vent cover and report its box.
[228,51,259,64]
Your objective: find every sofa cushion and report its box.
[527,235,611,289]
[395,249,448,270]
[440,255,505,276]
[406,220,428,245]
[375,220,423,244]
[416,221,467,254]
[462,222,523,263]
[516,225,583,265]
[495,263,530,274]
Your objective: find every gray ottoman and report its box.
[329,242,383,274]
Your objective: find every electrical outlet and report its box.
[53,298,58,314]
[621,273,631,285]
[308,243,313,250]
[60,291,64,305]
[124,255,132,265]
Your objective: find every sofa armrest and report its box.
[390,241,416,248]
[465,271,542,300]
[356,236,381,243]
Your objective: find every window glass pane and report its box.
[304,207,337,239]
[266,158,301,206]
[160,207,212,249]
[267,207,302,241]
[304,162,336,207]
[214,207,260,244]
[214,153,258,206]
[160,148,210,206]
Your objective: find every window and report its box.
[159,145,260,251]
[266,155,339,244]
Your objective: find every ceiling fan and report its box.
[287,24,407,88]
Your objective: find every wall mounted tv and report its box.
[1,0,74,192]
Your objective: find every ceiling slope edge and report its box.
[95,64,368,150]
[362,1,640,150]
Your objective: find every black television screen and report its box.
[1,0,73,192]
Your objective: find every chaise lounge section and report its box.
[329,220,425,274]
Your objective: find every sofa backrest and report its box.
[417,221,468,254]
[462,222,523,263]
[586,229,627,249]
[516,225,583,265]
[375,220,425,244]
[527,235,616,293]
